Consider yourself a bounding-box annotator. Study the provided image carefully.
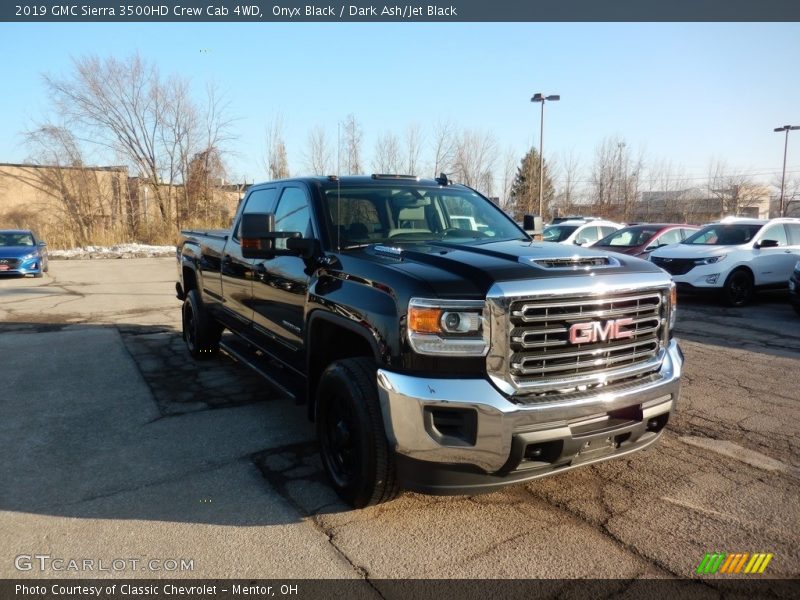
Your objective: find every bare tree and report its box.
[403,123,423,175]
[431,119,457,177]
[550,150,583,218]
[452,129,497,193]
[264,114,290,180]
[340,114,363,175]
[372,131,401,173]
[21,125,126,246]
[304,126,333,175]
[589,137,642,221]
[706,160,765,219]
[499,147,519,212]
[773,172,800,217]
[42,53,234,234]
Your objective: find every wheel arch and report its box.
[305,311,382,421]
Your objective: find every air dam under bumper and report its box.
[376,339,682,495]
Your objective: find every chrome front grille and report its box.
[492,286,669,394]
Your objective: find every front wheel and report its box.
[182,289,222,359]
[722,269,754,307]
[316,357,399,508]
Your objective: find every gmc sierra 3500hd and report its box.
[176,174,682,508]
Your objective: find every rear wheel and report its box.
[182,289,222,359]
[722,269,754,307]
[316,357,399,508]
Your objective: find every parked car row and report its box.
[541,216,800,308]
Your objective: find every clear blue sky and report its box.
[1,22,799,191]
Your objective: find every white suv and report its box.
[542,219,624,246]
[649,217,800,306]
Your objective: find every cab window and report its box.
[236,187,278,239]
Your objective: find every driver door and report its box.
[250,184,315,371]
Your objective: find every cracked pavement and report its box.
[1,259,798,588]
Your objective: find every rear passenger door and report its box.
[251,184,315,371]
[752,223,797,285]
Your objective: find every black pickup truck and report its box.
[177,175,683,507]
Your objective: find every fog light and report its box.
[705,274,719,284]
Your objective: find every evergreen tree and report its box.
[509,148,555,221]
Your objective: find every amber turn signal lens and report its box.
[670,285,677,308]
[408,307,443,333]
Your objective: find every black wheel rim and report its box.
[184,304,196,350]
[322,394,358,487]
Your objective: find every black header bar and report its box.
[3,1,800,22]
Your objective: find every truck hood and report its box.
[359,239,665,297]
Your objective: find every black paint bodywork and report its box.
[178,176,667,399]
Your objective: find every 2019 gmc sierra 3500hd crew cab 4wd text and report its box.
[176,175,683,508]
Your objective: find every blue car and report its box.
[0,229,49,277]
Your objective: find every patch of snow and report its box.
[50,244,176,260]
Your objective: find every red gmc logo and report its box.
[569,318,635,344]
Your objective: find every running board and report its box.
[219,336,302,402]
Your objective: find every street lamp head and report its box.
[531,93,560,103]
[774,125,800,132]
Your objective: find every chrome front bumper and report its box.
[376,339,682,474]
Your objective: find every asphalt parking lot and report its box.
[1,258,798,586]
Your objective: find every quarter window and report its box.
[760,224,788,247]
[785,223,800,245]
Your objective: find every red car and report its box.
[591,224,700,259]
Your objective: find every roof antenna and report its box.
[336,122,341,251]
[435,172,449,186]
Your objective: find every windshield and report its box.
[323,185,526,248]
[0,232,34,246]
[542,225,578,242]
[597,227,659,248]
[682,224,762,246]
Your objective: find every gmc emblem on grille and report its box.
[569,318,634,344]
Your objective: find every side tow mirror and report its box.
[240,212,304,259]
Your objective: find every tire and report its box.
[722,269,754,307]
[182,289,222,359]
[316,357,399,508]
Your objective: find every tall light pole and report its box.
[774,125,800,217]
[531,93,559,221]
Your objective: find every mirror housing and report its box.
[38,241,47,247]
[522,214,543,237]
[755,239,779,249]
[240,212,304,259]
[574,238,588,246]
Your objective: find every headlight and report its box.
[21,252,38,261]
[407,298,489,356]
[694,255,725,265]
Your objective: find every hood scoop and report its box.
[521,255,621,270]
